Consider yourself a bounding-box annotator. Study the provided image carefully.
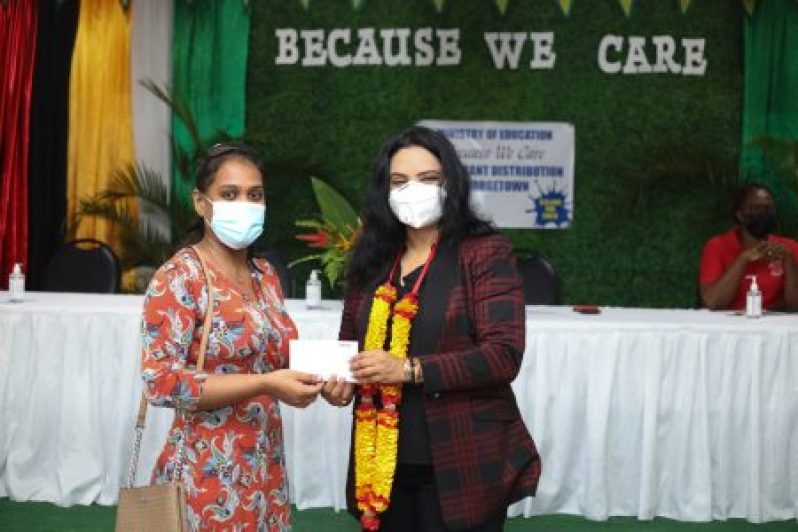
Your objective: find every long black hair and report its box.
[346,126,493,291]
[184,142,266,246]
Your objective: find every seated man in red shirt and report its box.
[700,183,798,311]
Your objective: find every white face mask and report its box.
[204,199,266,250]
[388,181,446,229]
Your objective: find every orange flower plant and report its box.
[291,177,360,288]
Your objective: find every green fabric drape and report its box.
[171,0,251,205]
[741,0,798,214]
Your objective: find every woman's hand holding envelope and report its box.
[321,377,355,407]
[349,349,406,384]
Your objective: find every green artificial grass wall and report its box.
[246,0,744,306]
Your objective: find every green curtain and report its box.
[171,0,251,205]
[741,0,798,215]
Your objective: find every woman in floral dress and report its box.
[141,144,323,531]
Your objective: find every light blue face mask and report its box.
[205,199,266,250]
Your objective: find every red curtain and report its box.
[0,1,38,288]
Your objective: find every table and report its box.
[511,306,798,522]
[1,292,797,523]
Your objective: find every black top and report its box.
[390,242,458,464]
[392,265,432,464]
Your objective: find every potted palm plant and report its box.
[72,80,234,292]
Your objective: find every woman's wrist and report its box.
[259,372,276,395]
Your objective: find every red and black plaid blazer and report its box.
[339,232,541,530]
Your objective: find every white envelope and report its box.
[289,339,358,382]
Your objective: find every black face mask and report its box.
[744,210,777,239]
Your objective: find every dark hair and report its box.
[346,126,493,291]
[731,182,775,224]
[184,142,266,246]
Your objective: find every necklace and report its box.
[355,242,438,531]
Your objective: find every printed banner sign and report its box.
[419,120,575,229]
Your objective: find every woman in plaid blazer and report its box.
[322,126,541,531]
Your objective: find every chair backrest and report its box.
[254,247,294,299]
[43,239,121,293]
[517,252,561,305]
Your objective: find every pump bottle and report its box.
[745,275,761,318]
[9,263,25,303]
[306,269,322,309]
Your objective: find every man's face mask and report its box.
[744,210,777,240]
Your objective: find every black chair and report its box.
[254,247,294,298]
[517,252,561,305]
[43,239,121,293]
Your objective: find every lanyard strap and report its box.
[386,241,439,297]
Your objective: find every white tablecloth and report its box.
[1,292,797,522]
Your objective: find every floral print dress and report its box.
[141,248,297,531]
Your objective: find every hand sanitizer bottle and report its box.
[9,263,25,303]
[745,275,761,318]
[306,269,322,309]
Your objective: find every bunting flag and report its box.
[619,0,634,16]
[287,0,733,15]
[742,0,757,15]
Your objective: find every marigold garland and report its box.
[354,281,422,530]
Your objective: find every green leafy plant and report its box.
[74,163,195,271]
[290,177,361,288]
[72,79,234,292]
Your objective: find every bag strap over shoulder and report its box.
[126,247,216,487]
[132,246,215,425]
[191,245,215,374]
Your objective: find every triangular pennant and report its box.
[679,0,692,14]
[742,0,757,15]
[352,0,365,9]
[558,0,573,15]
[299,0,310,10]
[619,0,634,16]
[432,0,445,13]
[495,0,510,15]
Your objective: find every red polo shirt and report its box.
[699,227,798,310]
